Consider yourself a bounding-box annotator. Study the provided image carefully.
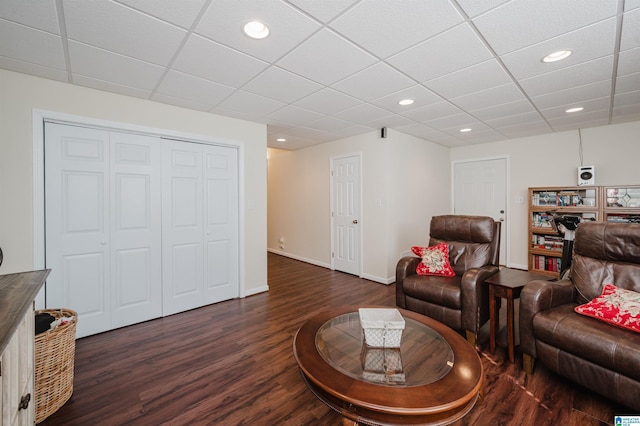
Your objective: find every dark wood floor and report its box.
[41,253,628,425]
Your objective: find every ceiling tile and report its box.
[263,105,324,127]
[63,0,187,66]
[472,0,618,54]
[539,97,611,121]
[520,56,614,98]
[425,59,512,99]
[400,101,463,122]
[331,0,463,59]
[618,47,640,76]
[393,123,458,146]
[243,66,322,103]
[423,112,480,130]
[116,0,208,29]
[0,0,59,33]
[372,85,441,113]
[387,23,493,82]
[287,0,359,23]
[173,34,268,87]
[217,90,286,117]
[0,20,65,69]
[334,103,391,123]
[304,116,355,132]
[616,72,640,94]
[621,7,640,50]
[69,40,165,90]
[625,0,640,10]
[364,114,414,129]
[498,120,552,139]
[0,56,68,81]
[73,74,152,99]
[485,110,545,129]
[500,18,617,80]
[469,99,536,121]
[547,108,609,131]
[152,92,214,112]
[277,28,377,85]
[281,126,341,142]
[155,70,236,108]
[530,80,611,110]
[293,88,361,114]
[455,0,511,18]
[332,124,377,138]
[450,83,525,111]
[331,62,415,102]
[195,0,320,63]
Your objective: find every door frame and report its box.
[329,152,363,277]
[32,108,245,309]
[451,155,511,267]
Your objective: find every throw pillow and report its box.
[411,243,455,277]
[574,283,640,333]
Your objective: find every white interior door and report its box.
[332,155,361,276]
[45,123,111,337]
[162,140,204,315]
[45,123,163,337]
[203,145,239,304]
[453,158,507,265]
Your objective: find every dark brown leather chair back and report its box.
[571,221,640,302]
[428,215,500,276]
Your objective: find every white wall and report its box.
[267,129,451,283]
[0,69,268,294]
[451,120,640,269]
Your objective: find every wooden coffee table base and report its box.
[294,307,483,426]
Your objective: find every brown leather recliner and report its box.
[396,215,501,346]
[520,221,640,411]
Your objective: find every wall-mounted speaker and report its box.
[381,127,387,139]
[578,165,595,186]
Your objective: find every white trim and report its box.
[451,155,511,267]
[32,108,246,306]
[329,152,363,277]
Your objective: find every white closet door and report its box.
[203,145,239,304]
[109,131,162,328]
[45,123,162,337]
[162,140,204,315]
[45,123,111,337]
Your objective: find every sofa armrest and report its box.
[395,256,421,308]
[519,279,576,358]
[460,265,499,332]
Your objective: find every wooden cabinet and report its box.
[528,186,599,277]
[0,270,49,426]
[602,185,640,223]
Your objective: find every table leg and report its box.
[506,289,515,363]
[489,285,497,354]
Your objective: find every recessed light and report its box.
[565,107,584,113]
[276,138,286,142]
[398,99,414,106]
[244,21,269,39]
[460,128,472,133]
[542,50,572,63]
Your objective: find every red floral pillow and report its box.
[574,284,640,333]
[411,243,455,277]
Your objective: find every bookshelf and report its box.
[528,186,599,277]
[602,185,640,223]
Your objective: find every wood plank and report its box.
[40,254,623,425]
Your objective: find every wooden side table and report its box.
[485,269,550,363]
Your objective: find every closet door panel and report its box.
[162,140,204,315]
[203,145,239,304]
[110,132,162,328]
[45,123,110,337]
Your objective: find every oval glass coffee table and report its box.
[293,307,483,425]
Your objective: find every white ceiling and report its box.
[1,0,639,150]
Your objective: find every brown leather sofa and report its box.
[520,221,640,411]
[396,215,500,346]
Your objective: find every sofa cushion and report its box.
[575,284,640,333]
[411,243,455,277]
[533,303,640,382]
[401,274,461,310]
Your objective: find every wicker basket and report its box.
[34,308,77,424]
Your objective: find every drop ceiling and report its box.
[1,0,639,150]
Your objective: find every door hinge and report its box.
[331,252,334,258]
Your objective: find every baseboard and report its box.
[244,284,269,297]
[267,248,332,269]
[268,248,394,285]
[507,262,528,270]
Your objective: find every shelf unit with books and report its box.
[528,186,599,277]
[602,185,640,224]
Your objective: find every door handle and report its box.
[352,220,358,224]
